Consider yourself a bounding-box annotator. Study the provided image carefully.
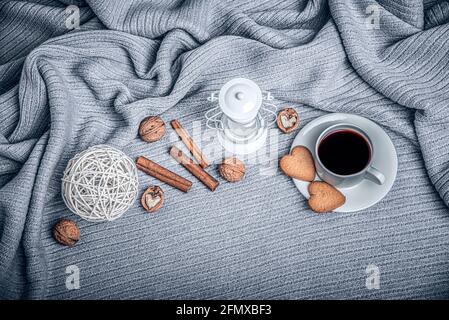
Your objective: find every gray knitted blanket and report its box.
[1,0,449,299]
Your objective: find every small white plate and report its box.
[291,113,398,212]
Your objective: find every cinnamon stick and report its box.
[170,146,219,191]
[136,156,192,193]
[170,119,209,169]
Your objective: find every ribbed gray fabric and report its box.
[1,0,449,299]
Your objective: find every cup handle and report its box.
[365,166,385,185]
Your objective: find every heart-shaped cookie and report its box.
[280,146,316,181]
[308,181,346,213]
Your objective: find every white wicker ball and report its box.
[62,145,139,222]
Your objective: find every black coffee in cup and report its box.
[317,129,371,176]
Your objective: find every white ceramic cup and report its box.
[314,123,385,188]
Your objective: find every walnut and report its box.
[277,108,299,133]
[139,116,166,142]
[219,157,245,182]
[53,219,80,246]
[141,185,164,213]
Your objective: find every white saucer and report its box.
[291,113,398,212]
